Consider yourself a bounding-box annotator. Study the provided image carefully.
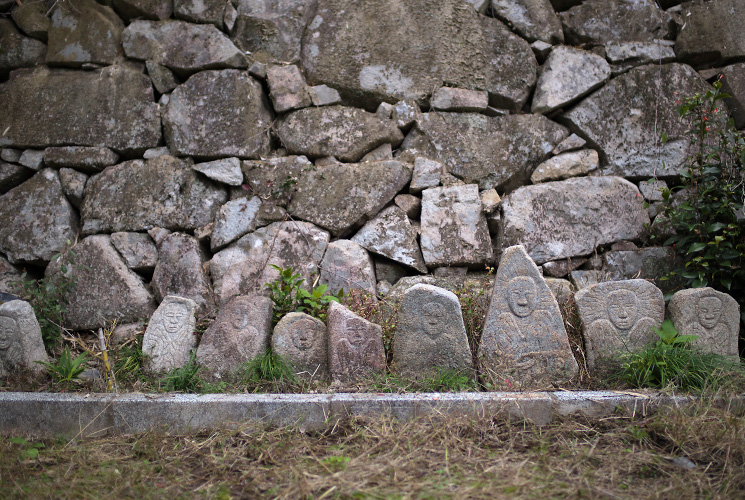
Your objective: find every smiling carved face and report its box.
[607,290,638,331]
[507,277,537,318]
[0,316,15,350]
[697,296,722,330]
[164,303,187,334]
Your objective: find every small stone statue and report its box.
[669,287,740,358]
[327,301,385,382]
[0,300,48,377]
[143,296,197,373]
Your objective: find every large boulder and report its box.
[112,0,173,21]
[0,66,162,156]
[288,160,410,237]
[163,70,273,159]
[720,63,745,129]
[82,155,227,234]
[318,240,378,296]
[491,0,564,45]
[276,106,403,162]
[399,113,568,191]
[0,169,79,265]
[11,2,51,41]
[561,64,709,180]
[174,0,226,26]
[301,0,536,110]
[674,0,745,68]
[0,19,46,78]
[500,176,650,265]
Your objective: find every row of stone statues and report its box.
[0,245,740,387]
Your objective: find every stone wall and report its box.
[1,0,743,377]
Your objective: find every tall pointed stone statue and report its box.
[479,245,579,388]
[143,295,197,373]
[0,300,48,377]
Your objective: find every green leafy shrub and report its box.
[161,351,202,392]
[240,349,297,387]
[264,265,342,324]
[37,346,89,387]
[16,270,76,352]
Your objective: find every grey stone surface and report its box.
[561,64,709,180]
[431,87,489,113]
[545,277,575,305]
[18,150,44,170]
[211,196,263,251]
[276,106,403,162]
[602,247,676,285]
[301,0,536,110]
[543,258,587,278]
[669,288,740,358]
[272,312,329,381]
[266,65,312,113]
[0,300,48,377]
[240,155,312,207]
[351,206,427,274]
[224,1,237,31]
[110,232,158,273]
[399,113,568,191]
[145,61,179,95]
[288,160,410,237]
[58,168,88,209]
[559,0,673,46]
[45,235,156,331]
[674,0,745,67]
[394,284,474,379]
[409,157,442,194]
[0,169,79,265]
[82,155,227,234]
[309,85,341,106]
[638,179,667,202]
[491,0,564,45]
[193,158,244,186]
[394,194,421,220]
[500,176,649,265]
[374,258,409,286]
[605,41,675,66]
[151,232,214,313]
[46,0,124,67]
[197,295,273,378]
[575,280,664,371]
[112,0,174,21]
[0,19,46,76]
[43,147,120,174]
[122,20,246,75]
[174,0,226,26]
[143,296,197,373]
[0,149,21,163]
[164,70,273,159]
[569,270,608,290]
[360,144,392,163]
[392,100,421,130]
[720,63,745,129]
[420,185,493,268]
[480,189,501,215]
[11,2,51,41]
[319,240,377,296]
[532,46,610,115]
[0,161,32,195]
[530,149,599,183]
[0,66,162,155]
[480,245,579,388]
[327,302,385,382]
[552,133,586,155]
[211,221,329,303]
[0,255,23,296]
[143,147,170,159]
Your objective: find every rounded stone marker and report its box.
[272,312,328,381]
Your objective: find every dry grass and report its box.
[1,399,744,499]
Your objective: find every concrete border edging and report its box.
[1,391,742,438]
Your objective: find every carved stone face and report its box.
[229,308,248,331]
[347,318,367,348]
[607,290,638,331]
[697,296,722,330]
[422,302,446,337]
[507,277,537,318]
[0,316,15,350]
[164,303,187,334]
[292,319,316,351]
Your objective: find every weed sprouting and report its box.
[265,265,342,325]
[36,346,88,388]
[161,351,202,393]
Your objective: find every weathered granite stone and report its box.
[110,232,158,273]
[0,169,79,265]
[605,40,676,70]
[143,147,170,159]
[351,206,427,274]
[145,61,179,95]
[480,245,579,388]
[559,0,673,46]
[113,0,173,20]
[399,113,568,191]
[248,61,266,80]
[480,189,501,215]
[43,147,120,174]
[82,155,228,234]
[530,149,599,183]
[46,0,124,67]
[197,295,273,378]
[224,1,237,30]
[530,40,553,63]
[240,155,312,207]
[0,300,48,377]
[561,64,709,180]
[532,47,610,115]
[288,160,410,236]
[376,102,394,120]
[0,66,162,155]
[211,221,329,303]
[374,258,409,286]
[569,270,608,290]
[420,185,493,268]
[432,267,468,278]
[18,150,44,171]
[491,0,564,45]
[266,65,312,113]
[575,280,664,370]
[394,284,474,379]
[552,133,586,155]
[543,258,588,278]
[210,196,262,251]
[11,2,51,41]
[500,176,649,265]
[123,20,246,75]
[638,179,667,202]
[394,194,421,220]
[720,63,745,129]
[409,157,442,194]
[675,0,745,68]
[272,312,329,380]
[0,19,46,77]
[602,247,679,292]
[392,100,421,130]
[0,255,22,296]
[143,296,197,373]
[669,288,740,358]
[174,0,226,26]
[309,85,341,106]
[0,149,21,163]
[327,301,385,382]
[46,235,156,330]
[319,240,377,296]
[302,0,536,110]
[193,158,243,186]
[545,277,574,305]
[0,161,32,195]
[431,87,489,113]
[466,0,489,12]
[58,168,87,209]
[164,70,273,159]
[360,143,392,163]
[276,106,403,162]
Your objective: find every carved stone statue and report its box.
[143,296,197,373]
[0,300,48,377]
[272,312,328,380]
[669,287,739,358]
[327,301,385,382]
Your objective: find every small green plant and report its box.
[321,455,351,471]
[7,437,45,461]
[265,265,342,324]
[423,367,477,392]
[17,273,75,352]
[240,349,297,385]
[37,346,89,387]
[113,333,145,381]
[161,351,202,392]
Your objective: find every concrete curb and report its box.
[1,391,742,438]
